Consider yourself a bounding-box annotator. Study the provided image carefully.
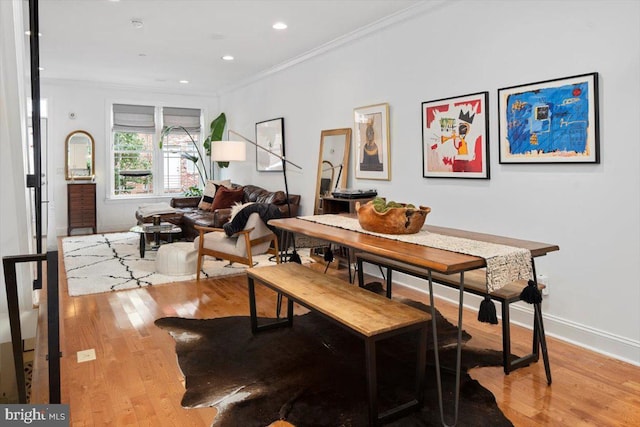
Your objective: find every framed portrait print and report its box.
[255,117,285,171]
[498,72,599,164]
[354,103,390,180]
[421,92,490,179]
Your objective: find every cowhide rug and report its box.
[156,296,512,427]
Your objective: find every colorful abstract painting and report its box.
[422,92,489,178]
[498,73,599,163]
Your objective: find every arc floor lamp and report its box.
[211,130,302,263]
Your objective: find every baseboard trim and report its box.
[375,272,640,367]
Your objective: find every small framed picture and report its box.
[255,117,285,171]
[498,72,599,164]
[421,92,490,179]
[354,103,390,180]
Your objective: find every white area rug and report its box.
[62,232,310,296]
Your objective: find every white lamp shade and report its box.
[211,141,247,162]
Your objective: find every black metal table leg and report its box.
[248,276,294,333]
[534,303,552,385]
[415,326,427,404]
[502,299,511,373]
[385,267,393,299]
[248,276,259,333]
[365,338,378,427]
[139,232,145,258]
[428,271,464,427]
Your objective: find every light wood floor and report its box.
[29,252,640,426]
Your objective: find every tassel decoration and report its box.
[322,247,334,274]
[323,247,334,263]
[478,296,498,324]
[520,279,542,304]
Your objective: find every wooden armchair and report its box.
[194,212,280,280]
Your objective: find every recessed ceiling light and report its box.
[273,22,287,30]
[138,53,147,57]
[222,55,234,61]
[179,80,189,84]
[131,19,143,29]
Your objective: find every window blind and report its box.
[162,107,202,133]
[113,104,155,133]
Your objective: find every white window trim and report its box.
[105,100,206,200]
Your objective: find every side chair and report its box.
[194,212,280,280]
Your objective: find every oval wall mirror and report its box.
[314,128,351,214]
[65,130,94,180]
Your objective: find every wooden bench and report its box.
[246,262,430,426]
[356,252,551,382]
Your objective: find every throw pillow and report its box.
[210,186,244,211]
[198,179,232,210]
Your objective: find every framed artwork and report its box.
[354,103,390,180]
[255,117,285,171]
[421,92,490,179]
[498,72,599,164]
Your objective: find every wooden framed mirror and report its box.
[65,130,94,180]
[314,128,351,214]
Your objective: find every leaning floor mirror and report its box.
[314,128,351,214]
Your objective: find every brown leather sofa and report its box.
[137,184,300,241]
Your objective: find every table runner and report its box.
[299,215,532,292]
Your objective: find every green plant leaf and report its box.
[181,153,199,163]
[204,112,229,168]
[210,112,226,140]
[184,185,203,197]
[159,126,173,149]
[203,136,212,156]
[204,112,226,157]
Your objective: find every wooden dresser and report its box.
[67,182,96,235]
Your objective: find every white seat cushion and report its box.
[193,212,273,258]
[156,242,198,275]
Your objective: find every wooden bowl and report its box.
[356,201,431,234]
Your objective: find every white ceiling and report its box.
[34,0,422,95]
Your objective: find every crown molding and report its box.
[218,0,451,95]
[40,77,220,98]
[40,1,453,100]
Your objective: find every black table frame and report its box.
[247,272,428,426]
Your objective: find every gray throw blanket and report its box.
[223,203,282,236]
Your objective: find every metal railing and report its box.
[2,251,60,403]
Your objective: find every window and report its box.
[110,104,203,197]
[161,107,202,194]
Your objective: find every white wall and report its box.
[41,82,219,235]
[218,0,640,364]
[36,0,639,364]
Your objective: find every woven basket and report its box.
[356,201,431,234]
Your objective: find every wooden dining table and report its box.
[269,216,559,425]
